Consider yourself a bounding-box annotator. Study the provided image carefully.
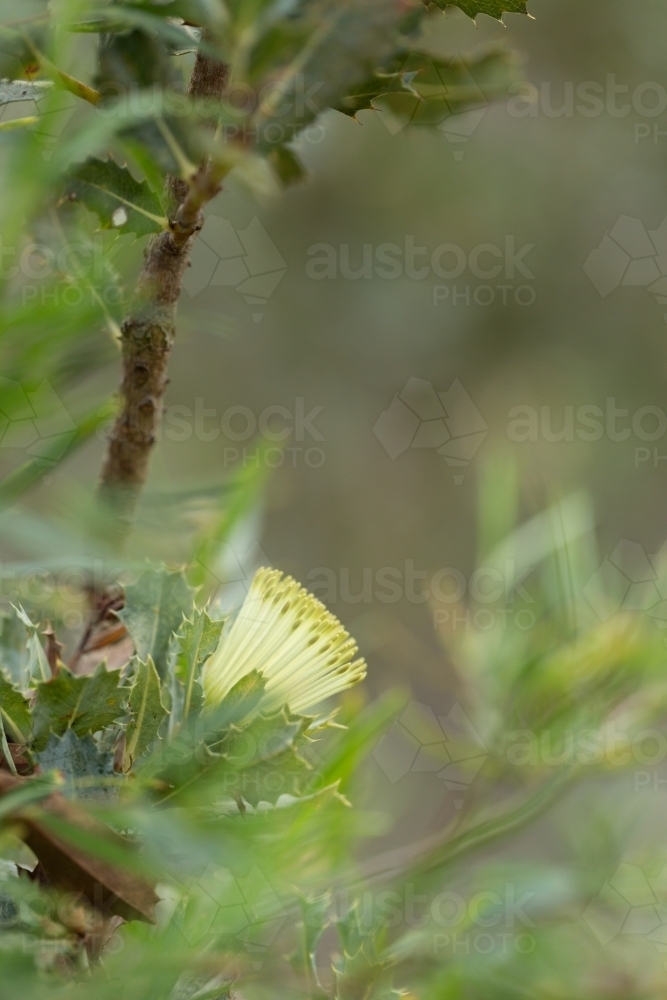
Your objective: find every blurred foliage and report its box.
[0,2,666,1000]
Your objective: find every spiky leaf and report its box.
[251,0,407,143]
[347,49,521,128]
[119,566,196,677]
[63,156,167,237]
[433,0,528,20]
[32,665,127,751]
[123,657,168,771]
[170,609,224,729]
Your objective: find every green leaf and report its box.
[359,48,521,128]
[210,669,266,730]
[96,27,181,94]
[251,0,407,142]
[63,156,168,237]
[333,903,400,1000]
[13,606,50,685]
[289,893,331,992]
[432,0,529,20]
[0,671,31,745]
[169,609,225,731]
[216,706,312,805]
[269,145,307,187]
[0,116,38,132]
[32,664,127,752]
[35,730,115,800]
[336,71,409,118]
[123,657,168,771]
[0,79,52,106]
[0,610,29,688]
[119,565,196,677]
[189,442,273,591]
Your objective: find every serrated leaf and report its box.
[336,71,408,117]
[119,566,196,677]
[432,0,528,20]
[123,657,168,771]
[35,730,115,800]
[217,706,312,805]
[352,49,521,128]
[289,893,331,991]
[32,664,127,752]
[0,79,52,106]
[333,902,400,1000]
[170,609,224,730]
[0,671,30,745]
[251,0,407,143]
[63,156,168,237]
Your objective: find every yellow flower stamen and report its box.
[202,568,367,714]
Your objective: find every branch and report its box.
[96,44,228,541]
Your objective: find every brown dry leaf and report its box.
[0,772,158,923]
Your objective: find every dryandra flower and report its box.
[202,568,367,715]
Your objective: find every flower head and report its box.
[202,568,367,715]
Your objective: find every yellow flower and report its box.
[202,568,367,715]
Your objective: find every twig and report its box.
[96,41,229,542]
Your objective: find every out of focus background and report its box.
[4,0,667,888]
[54,0,667,686]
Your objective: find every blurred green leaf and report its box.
[0,608,29,688]
[367,48,522,128]
[0,405,114,512]
[269,144,307,186]
[35,730,115,798]
[0,671,31,744]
